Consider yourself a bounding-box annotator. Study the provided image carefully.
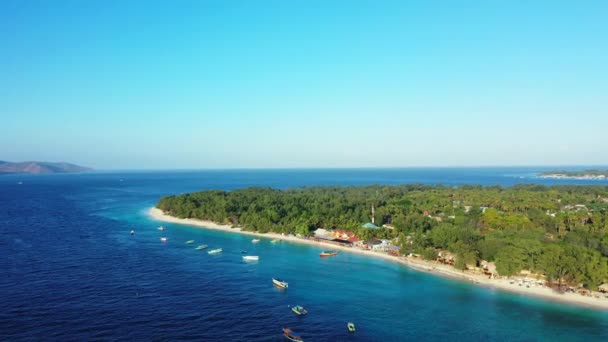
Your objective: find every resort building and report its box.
[313,228,359,247]
[363,238,382,250]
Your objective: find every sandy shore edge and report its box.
[147,207,608,310]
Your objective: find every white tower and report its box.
[371,204,375,224]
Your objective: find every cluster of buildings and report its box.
[311,226,401,255]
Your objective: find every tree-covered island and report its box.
[157,185,608,291]
[540,170,608,179]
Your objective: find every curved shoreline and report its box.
[147,207,608,310]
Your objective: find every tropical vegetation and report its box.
[156,184,608,290]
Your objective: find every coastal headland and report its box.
[148,207,608,309]
[539,170,608,180]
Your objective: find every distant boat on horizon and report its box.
[243,255,259,261]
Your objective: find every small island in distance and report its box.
[539,170,608,180]
[0,161,92,175]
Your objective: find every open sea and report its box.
[2,168,608,341]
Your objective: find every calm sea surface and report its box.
[2,168,608,341]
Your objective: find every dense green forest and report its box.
[157,184,608,290]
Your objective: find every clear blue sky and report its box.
[1,1,607,169]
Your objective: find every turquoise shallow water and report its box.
[2,169,608,341]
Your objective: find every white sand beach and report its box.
[147,207,608,310]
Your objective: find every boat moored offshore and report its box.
[208,248,223,254]
[320,251,338,257]
[272,278,288,288]
[242,256,259,261]
[283,328,303,342]
[291,305,308,316]
[252,239,260,243]
[185,240,195,245]
[195,244,208,250]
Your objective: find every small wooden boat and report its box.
[320,251,338,257]
[291,305,307,316]
[347,322,355,332]
[160,237,168,242]
[272,278,288,288]
[252,239,260,243]
[208,248,223,254]
[158,226,165,231]
[185,240,195,245]
[195,244,208,250]
[283,328,303,342]
[242,255,259,261]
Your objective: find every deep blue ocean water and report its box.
[2,168,608,341]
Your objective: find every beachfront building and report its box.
[332,229,358,240]
[313,228,331,238]
[437,251,455,265]
[313,228,359,247]
[480,260,498,278]
[363,238,382,250]
[599,284,608,293]
[386,245,401,256]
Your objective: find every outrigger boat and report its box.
[208,248,223,254]
[185,240,195,245]
[291,305,308,316]
[242,255,259,261]
[347,322,356,332]
[195,244,208,250]
[320,251,338,257]
[283,328,303,342]
[272,278,288,288]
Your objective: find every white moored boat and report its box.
[272,278,288,288]
[242,256,259,261]
[160,237,168,242]
[252,239,260,243]
[208,248,223,254]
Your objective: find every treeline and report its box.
[156,184,608,289]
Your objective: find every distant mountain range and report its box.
[0,161,92,174]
